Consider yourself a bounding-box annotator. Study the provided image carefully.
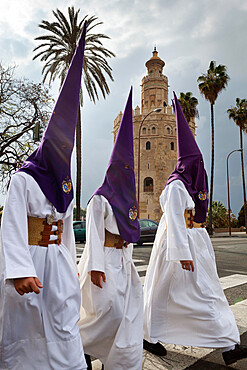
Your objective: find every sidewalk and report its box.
[211,231,247,238]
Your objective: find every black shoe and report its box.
[222,344,247,365]
[143,339,167,356]
[84,354,92,370]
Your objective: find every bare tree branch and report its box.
[0,63,53,190]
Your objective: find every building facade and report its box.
[114,49,195,222]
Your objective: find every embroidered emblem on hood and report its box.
[62,176,72,194]
[198,191,208,201]
[129,206,137,220]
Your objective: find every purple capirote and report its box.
[165,91,209,223]
[93,87,140,243]
[18,22,87,213]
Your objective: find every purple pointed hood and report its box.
[165,92,208,223]
[94,87,140,243]
[18,23,87,213]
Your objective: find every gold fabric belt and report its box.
[28,216,63,247]
[184,210,205,229]
[104,229,124,249]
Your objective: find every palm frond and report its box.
[178,91,199,122]
[33,7,115,102]
[227,98,247,131]
[197,61,229,105]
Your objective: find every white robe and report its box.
[144,179,240,348]
[0,172,87,370]
[77,195,143,370]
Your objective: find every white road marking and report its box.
[219,274,247,290]
[133,258,146,263]
[136,264,149,272]
[223,269,247,275]
[230,299,247,330]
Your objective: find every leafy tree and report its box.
[238,204,245,227]
[33,6,115,220]
[178,92,199,123]
[231,214,239,228]
[197,61,229,235]
[227,98,247,232]
[73,206,86,221]
[207,200,228,228]
[0,63,52,188]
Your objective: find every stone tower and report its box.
[114,49,195,222]
[141,46,168,115]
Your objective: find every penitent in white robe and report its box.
[0,172,87,370]
[144,179,240,348]
[77,195,143,370]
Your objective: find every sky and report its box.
[0,0,246,217]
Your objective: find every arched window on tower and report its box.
[166,127,170,134]
[146,141,151,150]
[152,126,156,134]
[142,127,146,134]
[170,142,175,150]
[144,177,153,192]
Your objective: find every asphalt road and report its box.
[132,236,247,278]
[77,235,247,285]
[212,237,247,277]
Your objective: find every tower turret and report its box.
[141,48,168,114]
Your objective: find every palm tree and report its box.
[197,61,229,235]
[33,7,115,220]
[178,91,199,124]
[207,200,228,228]
[227,98,247,232]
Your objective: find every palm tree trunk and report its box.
[208,103,214,235]
[239,125,247,233]
[76,106,82,221]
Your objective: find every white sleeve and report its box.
[86,195,106,273]
[62,203,77,265]
[165,183,193,261]
[1,174,37,280]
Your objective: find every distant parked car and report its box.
[136,219,158,246]
[73,221,86,243]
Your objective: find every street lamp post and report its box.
[226,149,242,236]
[137,107,162,211]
